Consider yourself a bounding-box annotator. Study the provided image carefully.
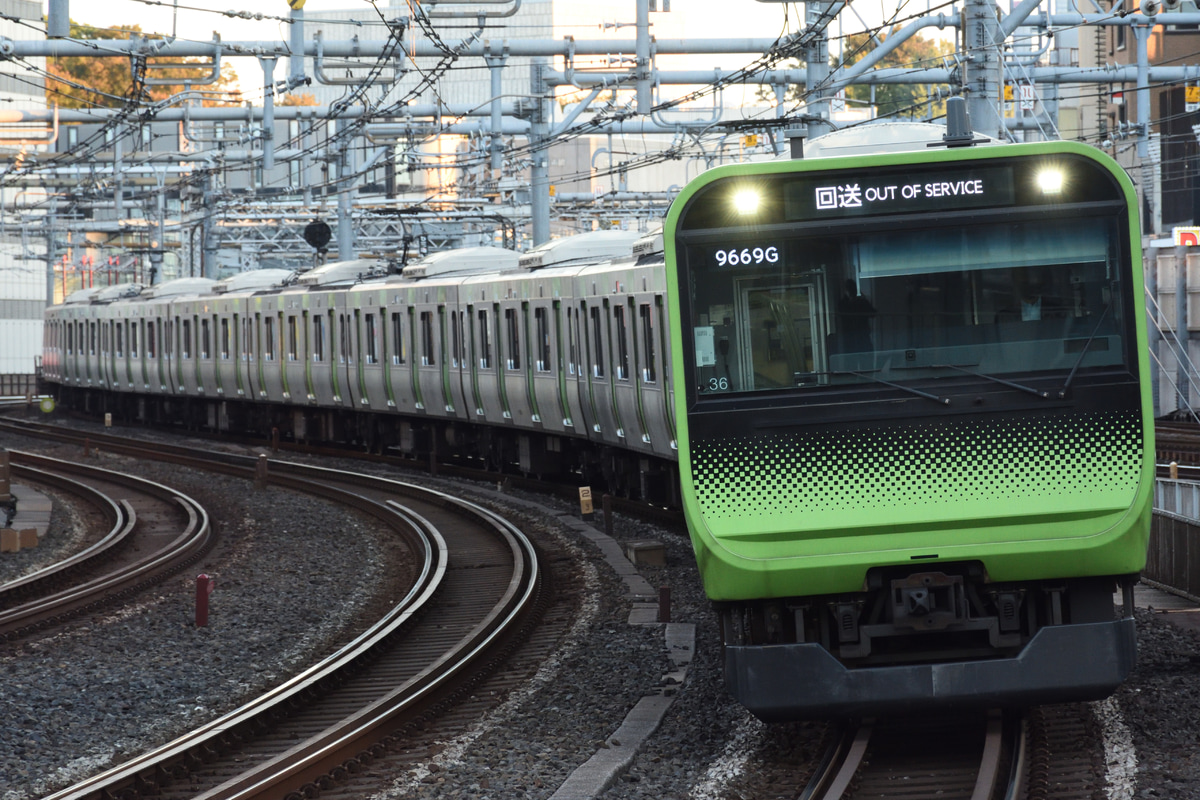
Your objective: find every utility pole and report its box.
[963,0,1005,139]
[530,58,551,246]
[804,1,833,139]
[336,119,355,261]
[1134,21,1154,234]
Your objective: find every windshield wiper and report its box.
[1058,302,1112,399]
[834,370,951,406]
[930,364,1050,399]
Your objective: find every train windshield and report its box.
[683,214,1127,398]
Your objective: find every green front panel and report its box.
[665,140,1155,602]
[691,411,1142,531]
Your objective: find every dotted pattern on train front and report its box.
[688,411,1143,522]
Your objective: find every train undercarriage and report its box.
[716,562,1139,719]
[55,385,681,508]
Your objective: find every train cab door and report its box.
[332,292,355,409]
[615,294,670,455]
[309,307,337,406]
[581,299,620,443]
[551,300,583,438]
[446,305,469,419]
[467,303,505,424]
[237,310,254,400]
[500,301,534,428]
[336,307,355,408]
[149,317,164,393]
[565,305,595,438]
[609,298,647,448]
[283,308,307,403]
[258,306,286,402]
[134,317,147,390]
[98,320,110,389]
[528,302,562,434]
[414,306,439,415]
[730,282,823,392]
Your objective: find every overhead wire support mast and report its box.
[16,0,1199,272]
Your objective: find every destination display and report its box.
[784,165,1016,220]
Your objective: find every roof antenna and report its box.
[935,97,986,148]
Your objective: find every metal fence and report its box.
[0,374,35,397]
[1150,479,1200,601]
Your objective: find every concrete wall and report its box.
[0,0,46,377]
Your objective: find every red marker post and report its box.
[195,574,215,627]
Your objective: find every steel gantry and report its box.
[2,0,1199,283]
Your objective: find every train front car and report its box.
[664,136,1154,720]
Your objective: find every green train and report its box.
[664,115,1154,719]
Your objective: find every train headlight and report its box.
[1036,169,1064,195]
[733,189,760,215]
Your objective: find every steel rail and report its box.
[0,465,128,606]
[43,500,443,800]
[799,712,1024,800]
[199,493,539,800]
[22,429,543,800]
[0,453,212,639]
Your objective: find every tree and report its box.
[835,29,954,120]
[761,29,953,120]
[278,92,320,107]
[46,21,241,109]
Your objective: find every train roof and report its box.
[142,277,218,299]
[401,246,518,280]
[296,258,391,288]
[63,286,104,304]
[803,121,1003,159]
[213,269,295,294]
[518,230,641,270]
[632,227,664,262]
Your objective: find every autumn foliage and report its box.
[46,21,242,108]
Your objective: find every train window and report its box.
[130,322,139,359]
[339,315,350,364]
[89,322,97,355]
[287,316,298,361]
[590,306,605,378]
[220,318,231,360]
[242,317,253,361]
[182,319,192,359]
[115,323,124,358]
[640,303,656,383]
[420,311,435,366]
[535,307,551,372]
[478,309,492,369]
[504,308,520,370]
[365,314,378,364]
[614,304,629,381]
[201,319,211,360]
[567,309,578,375]
[683,214,1126,397]
[448,311,460,368]
[263,316,274,361]
[313,314,325,362]
[66,324,74,355]
[147,321,156,359]
[391,312,406,365]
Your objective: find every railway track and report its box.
[4,422,547,800]
[795,702,1107,800]
[0,452,212,640]
[800,712,1018,800]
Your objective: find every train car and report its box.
[42,230,680,503]
[664,117,1154,718]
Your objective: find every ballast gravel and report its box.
[1,425,1199,799]
[0,447,400,799]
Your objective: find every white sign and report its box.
[1020,83,1036,111]
[695,326,716,367]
